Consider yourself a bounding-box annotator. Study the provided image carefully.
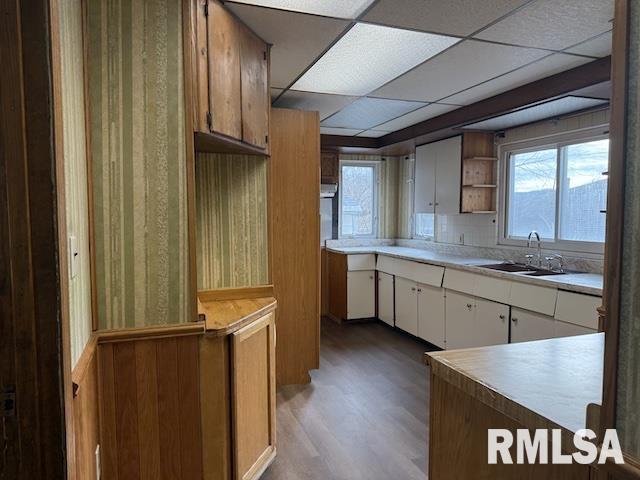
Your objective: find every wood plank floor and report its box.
[263,318,437,480]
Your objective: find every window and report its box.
[414,213,435,238]
[339,162,378,237]
[504,137,609,251]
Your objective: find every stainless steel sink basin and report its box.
[480,263,537,273]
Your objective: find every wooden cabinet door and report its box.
[321,151,339,184]
[378,272,394,326]
[231,312,276,480]
[434,135,462,214]
[395,277,418,336]
[444,290,476,349]
[347,270,375,319]
[510,307,556,343]
[240,25,269,149]
[415,143,437,214]
[208,0,242,139]
[474,297,509,347]
[417,283,445,348]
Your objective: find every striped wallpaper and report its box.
[87,0,189,329]
[196,153,269,290]
[396,155,415,239]
[59,0,93,365]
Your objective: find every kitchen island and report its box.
[426,333,603,479]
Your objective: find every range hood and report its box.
[321,183,337,198]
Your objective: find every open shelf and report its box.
[461,133,497,214]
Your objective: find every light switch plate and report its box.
[68,235,78,279]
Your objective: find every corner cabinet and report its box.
[193,0,270,153]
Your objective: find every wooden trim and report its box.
[194,131,269,156]
[97,322,206,343]
[198,285,275,302]
[600,0,629,445]
[71,334,98,390]
[321,57,611,151]
[199,297,278,337]
[183,0,199,323]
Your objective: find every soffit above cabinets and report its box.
[461,96,609,131]
[444,53,593,106]
[226,3,350,89]
[321,97,427,130]
[362,0,531,36]
[273,90,358,121]
[371,40,549,102]
[474,0,614,50]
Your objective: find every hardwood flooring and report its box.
[263,318,437,480]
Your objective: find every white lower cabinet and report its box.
[510,308,556,343]
[554,319,595,337]
[377,272,394,326]
[417,284,446,348]
[445,290,509,349]
[395,276,418,336]
[347,270,375,319]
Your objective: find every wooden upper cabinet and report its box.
[193,0,270,152]
[321,151,339,184]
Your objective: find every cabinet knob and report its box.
[428,202,433,206]
[466,303,473,310]
[417,288,422,292]
[369,275,374,280]
[499,314,505,320]
[512,317,518,324]
[411,287,416,291]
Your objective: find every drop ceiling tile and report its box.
[444,53,592,105]
[356,130,390,138]
[291,23,460,96]
[462,96,609,130]
[566,31,612,58]
[374,103,459,131]
[474,0,614,50]
[226,3,349,88]
[362,0,530,36]
[372,40,548,102]
[322,97,426,130]
[273,91,358,120]
[227,0,375,19]
[320,127,363,136]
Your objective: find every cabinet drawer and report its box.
[442,268,512,304]
[510,282,558,316]
[376,255,444,287]
[442,269,478,295]
[347,254,376,271]
[554,291,601,330]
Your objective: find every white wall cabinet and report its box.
[378,272,394,326]
[446,290,509,349]
[415,136,462,215]
[347,270,375,320]
[417,283,446,348]
[395,276,418,335]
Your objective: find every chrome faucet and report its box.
[527,231,542,268]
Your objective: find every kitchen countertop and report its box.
[326,246,603,296]
[426,333,603,452]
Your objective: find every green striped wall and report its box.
[87,0,189,329]
[196,154,269,290]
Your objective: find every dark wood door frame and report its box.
[0,0,70,478]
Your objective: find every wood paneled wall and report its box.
[196,153,269,290]
[87,0,189,329]
[270,108,320,385]
[98,335,203,480]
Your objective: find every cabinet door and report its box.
[444,290,476,349]
[347,270,375,319]
[208,0,242,139]
[474,297,509,347]
[434,135,462,214]
[554,320,596,338]
[414,143,436,214]
[395,277,418,336]
[240,25,269,149]
[417,284,445,348]
[378,272,394,326]
[510,308,556,343]
[231,312,276,480]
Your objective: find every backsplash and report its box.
[434,213,497,247]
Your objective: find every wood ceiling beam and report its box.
[320,56,611,151]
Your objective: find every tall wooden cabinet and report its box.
[193,0,270,153]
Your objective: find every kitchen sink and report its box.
[480,263,537,273]
[523,269,567,276]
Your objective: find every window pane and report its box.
[341,165,375,236]
[415,213,434,238]
[507,148,557,239]
[559,139,609,242]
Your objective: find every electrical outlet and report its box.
[95,444,101,479]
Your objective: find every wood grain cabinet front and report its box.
[193,0,270,152]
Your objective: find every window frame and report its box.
[338,160,380,239]
[499,128,609,255]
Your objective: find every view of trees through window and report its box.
[340,164,376,237]
[507,138,608,244]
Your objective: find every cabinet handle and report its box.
[435,202,440,206]
[417,288,422,292]
[499,314,505,320]
[411,287,416,291]
[512,317,518,324]
[369,275,374,280]
[428,202,433,206]
[466,303,473,310]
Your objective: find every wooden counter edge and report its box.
[201,298,278,337]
